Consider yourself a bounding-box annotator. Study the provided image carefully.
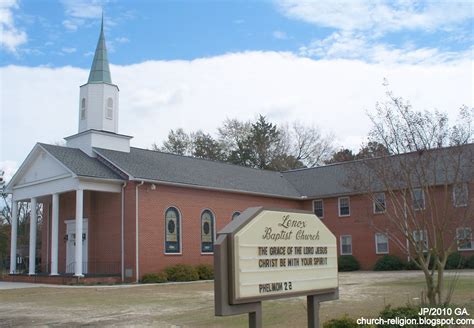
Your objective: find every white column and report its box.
[50,193,59,275]
[9,201,18,274]
[75,189,83,277]
[28,198,37,275]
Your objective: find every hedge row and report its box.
[374,253,474,271]
[142,253,473,281]
[141,264,214,283]
[338,253,474,272]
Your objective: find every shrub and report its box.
[338,255,360,272]
[164,264,199,282]
[323,315,359,328]
[378,305,424,328]
[405,255,436,270]
[141,272,168,283]
[445,252,466,269]
[466,255,474,269]
[373,255,405,271]
[405,260,420,270]
[196,264,214,280]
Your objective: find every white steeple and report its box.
[65,15,131,156]
[78,15,119,134]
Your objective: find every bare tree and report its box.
[1,170,43,271]
[283,122,335,167]
[217,118,252,157]
[154,116,336,171]
[346,88,473,305]
[153,128,193,155]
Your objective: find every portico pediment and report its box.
[6,143,123,201]
[5,144,75,201]
[7,144,74,191]
[15,146,72,186]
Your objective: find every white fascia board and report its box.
[12,176,79,201]
[78,177,123,193]
[13,173,72,189]
[13,176,123,201]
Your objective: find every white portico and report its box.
[5,17,129,278]
[6,143,123,276]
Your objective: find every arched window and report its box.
[80,98,86,120]
[106,97,113,119]
[231,211,241,220]
[201,209,215,253]
[165,207,181,253]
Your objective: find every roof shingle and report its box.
[94,147,302,198]
[39,143,122,180]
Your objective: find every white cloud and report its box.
[60,0,106,31]
[115,37,129,43]
[60,0,103,19]
[273,30,288,40]
[276,1,473,64]
[0,0,27,53]
[61,47,77,54]
[299,31,473,65]
[1,52,472,172]
[62,18,83,31]
[276,0,473,34]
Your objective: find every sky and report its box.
[1,0,473,181]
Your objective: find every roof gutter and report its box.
[130,178,305,200]
[135,181,144,283]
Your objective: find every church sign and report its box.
[230,209,337,303]
[215,207,339,328]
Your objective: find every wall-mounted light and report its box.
[150,184,156,190]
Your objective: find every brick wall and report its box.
[136,183,303,279]
[35,181,474,279]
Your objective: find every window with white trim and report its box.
[412,188,425,210]
[413,230,428,252]
[373,192,386,214]
[165,207,181,253]
[80,98,86,120]
[375,233,389,254]
[340,235,352,255]
[313,200,324,218]
[338,197,350,217]
[106,97,113,119]
[201,210,215,253]
[453,184,468,207]
[457,227,473,251]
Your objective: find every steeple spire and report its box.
[88,13,112,83]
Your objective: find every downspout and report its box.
[46,203,50,273]
[121,182,127,282]
[135,181,144,283]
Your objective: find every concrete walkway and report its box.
[0,282,50,289]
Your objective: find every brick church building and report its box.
[5,20,473,283]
